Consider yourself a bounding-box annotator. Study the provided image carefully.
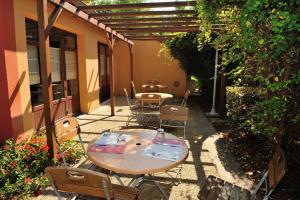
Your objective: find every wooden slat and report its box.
[77,1,196,11]
[107,21,198,27]
[114,25,199,30]
[99,16,198,23]
[45,0,64,36]
[117,27,200,33]
[90,10,196,17]
[47,0,133,45]
[37,0,56,157]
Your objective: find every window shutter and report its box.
[50,47,61,82]
[65,50,77,80]
[27,45,40,85]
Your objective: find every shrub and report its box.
[0,135,51,199]
[0,134,85,199]
[226,86,266,133]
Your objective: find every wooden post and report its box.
[37,0,55,157]
[107,33,116,116]
[219,67,226,115]
[129,44,134,99]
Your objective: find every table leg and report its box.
[147,174,168,200]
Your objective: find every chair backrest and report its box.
[131,81,137,96]
[45,166,113,199]
[181,89,191,107]
[268,146,286,190]
[141,94,161,107]
[159,105,188,121]
[148,79,159,84]
[145,85,159,92]
[124,88,131,107]
[54,117,79,144]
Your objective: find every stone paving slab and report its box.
[36,97,252,200]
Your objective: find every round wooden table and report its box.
[135,92,173,100]
[87,129,188,175]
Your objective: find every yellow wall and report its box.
[131,40,186,97]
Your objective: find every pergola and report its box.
[40,0,224,156]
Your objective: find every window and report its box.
[25,19,79,106]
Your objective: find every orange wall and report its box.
[130,40,186,97]
[9,0,128,140]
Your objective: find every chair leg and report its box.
[183,122,186,139]
[77,134,87,157]
[58,146,67,166]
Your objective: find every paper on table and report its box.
[144,144,185,162]
[95,132,131,146]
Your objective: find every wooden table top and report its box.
[135,92,173,99]
[87,129,188,175]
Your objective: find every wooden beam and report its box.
[48,0,133,45]
[107,21,198,27]
[77,1,196,11]
[115,26,200,33]
[45,0,64,36]
[128,44,134,99]
[37,0,55,158]
[99,17,198,23]
[107,33,116,116]
[90,10,196,17]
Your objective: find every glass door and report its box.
[98,43,110,103]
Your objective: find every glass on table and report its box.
[156,128,165,144]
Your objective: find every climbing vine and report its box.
[197,0,300,139]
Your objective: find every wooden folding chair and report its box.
[54,116,86,166]
[45,166,139,200]
[159,105,188,138]
[145,85,160,92]
[148,79,159,84]
[199,146,287,200]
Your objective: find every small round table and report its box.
[135,92,173,100]
[87,129,188,175]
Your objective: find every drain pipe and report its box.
[207,48,220,117]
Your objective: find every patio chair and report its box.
[54,116,86,166]
[181,89,190,107]
[159,105,188,139]
[145,85,160,92]
[141,94,161,125]
[198,145,286,200]
[148,79,159,84]
[124,88,142,126]
[131,81,137,97]
[45,166,139,200]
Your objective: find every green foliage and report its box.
[163,32,215,101]
[197,0,300,140]
[54,140,85,164]
[226,87,266,133]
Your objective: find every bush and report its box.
[226,87,266,133]
[0,134,85,199]
[0,135,51,199]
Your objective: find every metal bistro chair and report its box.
[159,105,189,139]
[54,116,86,166]
[141,93,161,125]
[45,166,139,200]
[124,88,142,126]
[199,145,287,200]
[181,89,190,107]
[131,81,137,97]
